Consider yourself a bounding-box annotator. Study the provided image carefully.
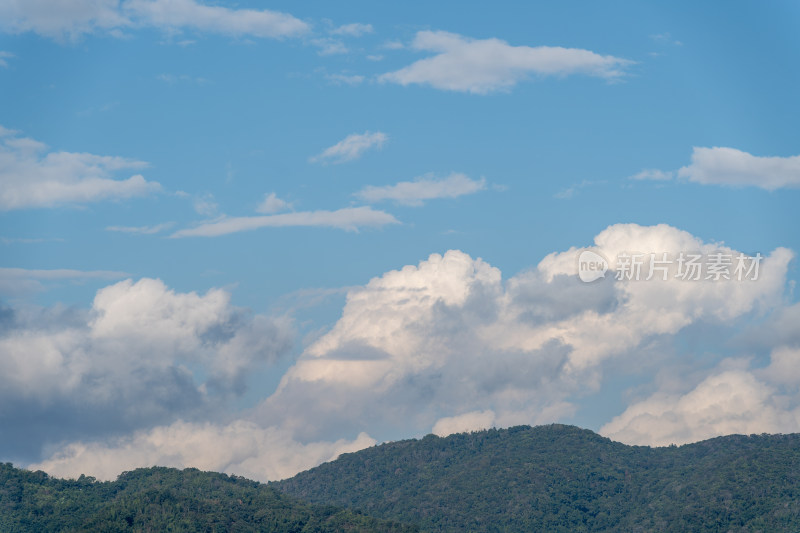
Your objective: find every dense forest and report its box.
[274,424,800,532]
[4,424,800,532]
[0,463,416,532]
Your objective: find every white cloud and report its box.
[106,222,173,234]
[255,192,290,214]
[31,420,374,482]
[0,0,129,41]
[433,410,496,437]
[256,224,792,445]
[0,126,160,210]
[330,23,373,37]
[601,348,800,446]
[0,278,293,460]
[310,131,387,164]
[356,173,486,206]
[171,206,399,237]
[379,31,631,94]
[124,0,308,38]
[20,224,800,481]
[630,168,673,181]
[0,0,308,41]
[678,147,800,190]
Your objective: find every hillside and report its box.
[274,424,800,532]
[0,463,416,532]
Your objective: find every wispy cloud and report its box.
[0,125,161,210]
[630,169,673,181]
[379,31,632,94]
[106,222,174,234]
[310,131,388,164]
[554,179,599,199]
[0,267,129,296]
[0,51,14,68]
[357,173,486,206]
[171,207,399,237]
[157,73,208,85]
[325,73,365,86]
[330,23,373,37]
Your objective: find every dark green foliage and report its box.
[274,424,800,532]
[0,463,417,532]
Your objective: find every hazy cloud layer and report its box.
[380,31,631,94]
[32,421,374,482]
[0,267,128,296]
[0,126,160,210]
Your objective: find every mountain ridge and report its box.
[273,423,800,532]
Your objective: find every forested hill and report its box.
[0,463,416,532]
[274,424,800,532]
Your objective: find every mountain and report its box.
[274,424,800,532]
[0,463,416,532]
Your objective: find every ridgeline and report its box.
[274,424,800,532]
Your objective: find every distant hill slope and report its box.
[0,463,417,532]
[274,424,800,532]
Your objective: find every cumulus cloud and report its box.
[170,206,399,237]
[24,224,799,481]
[310,131,388,164]
[0,278,293,461]
[0,0,308,41]
[252,224,792,446]
[678,147,800,190]
[31,420,374,482]
[601,349,800,446]
[379,31,631,94]
[0,126,160,210]
[356,173,486,206]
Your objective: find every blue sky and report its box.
[1,0,799,481]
